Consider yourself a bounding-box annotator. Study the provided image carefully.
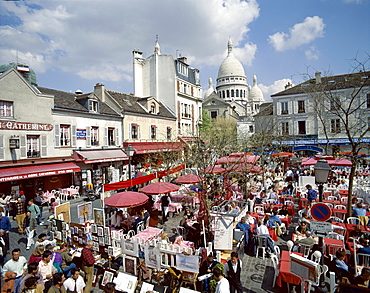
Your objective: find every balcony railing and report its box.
[27,151,40,158]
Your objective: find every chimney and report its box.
[285,82,292,89]
[315,72,322,84]
[75,89,83,95]
[94,83,105,101]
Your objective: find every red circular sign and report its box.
[311,203,331,221]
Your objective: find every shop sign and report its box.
[0,121,53,131]
[76,129,86,139]
[0,169,76,182]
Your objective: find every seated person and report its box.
[298,212,311,225]
[255,220,275,254]
[130,212,143,231]
[281,186,291,196]
[296,221,311,235]
[295,231,316,246]
[264,215,277,229]
[270,210,282,225]
[159,232,169,248]
[300,203,312,218]
[245,211,256,225]
[348,225,363,242]
[357,238,370,254]
[352,197,359,208]
[278,205,289,216]
[184,207,196,221]
[268,189,278,201]
[236,217,251,247]
[229,202,240,215]
[264,204,275,214]
[334,250,353,281]
[352,267,370,287]
[353,203,367,217]
[110,210,124,228]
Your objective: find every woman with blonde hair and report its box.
[28,245,44,263]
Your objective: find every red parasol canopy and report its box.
[200,166,226,174]
[215,155,260,165]
[174,174,203,184]
[141,182,180,195]
[301,157,352,167]
[339,151,367,157]
[104,191,148,208]
[226,164,263,173]
[271,152,294,158]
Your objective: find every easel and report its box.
[179,271,198,291]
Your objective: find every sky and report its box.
[0,0,369,101]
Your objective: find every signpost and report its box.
[311,203,331,222]
[310,221,333,237]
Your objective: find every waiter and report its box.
[224,252,243,293]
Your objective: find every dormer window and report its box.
[150,102,156,114]
[89,100,99,113]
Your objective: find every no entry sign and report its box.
[311,203,331,221]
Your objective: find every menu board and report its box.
[214,216,234,250]
[290,253,319,283]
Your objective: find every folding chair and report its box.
[255,235,270,259]
[347,217,361,225]
[297,244,313,258]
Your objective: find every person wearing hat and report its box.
[20,191,26,202]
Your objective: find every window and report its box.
[91,127,99,146]
[131,124,139,139]
[249,125,254,133]
[282,122,289,135]
[108,128,115,146]
[89,100,99,112]
[236,89,239,97]
[150,103,156,113]
[367,94,370,108]
[167,127,172,140]
[231,90,234,97]
[298,121,306,135]
[298,100,305,113]
[60,125,70,146]
[27,136,40,157]
[227,90,230,98]
[222,91,225,99]
[331,119,341,133]
[151,125,157,139]
[281,102,288,114]
[211,111,218,119]
[0,101,13,117]
[330,97,340,111]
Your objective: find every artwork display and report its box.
[77,202,92,220]
[104,236,111,246]
[104,227,110,236]
[101,270,114,287]
[93,208,105,226]
[113,272,137,293]
[91,224,97,234]
[144,246,160,270]
[176,254,199,273]
[124,256,137,275]
[98,237,104,246]
[121,239,138,257]
[97,227,104,237]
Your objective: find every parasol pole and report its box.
[202,219,206,249]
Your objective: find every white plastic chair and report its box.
[347,217,361,225]
[266,199,277,204]
[330,216,344,223]
[341,197,348,203]
[284,200,294,205]
[176,226,187,237]
[136,222,145,233]
[306,265,328,293]
[357,253,370,267]
[274,245,281,260]
[270,254,279,288]
[325,203,334,209]
[297,244,313,258]
[254,206,265,214]
[334,204,346,210]
[327,232,345,243]
[286,240,294,253]
[327,196,337,201]
[310,250,322,264]
[127,230,136,239]
[255,235,270,259]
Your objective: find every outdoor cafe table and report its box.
[274,204,294,217]
[298,198,341,210]
[153,200,183,213]
[132,227,163,244]
[276,251,303,287]
[278,196,294,204]
[170,194,200,208]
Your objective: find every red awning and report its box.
[123,142,184,154]
[0,162,81,183]
[74,149,128,163]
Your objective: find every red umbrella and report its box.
[104,191,148,208]
[174,174,203,184]
[339,151,367,157]
[226,164,262,173]
[301,157,352,167]
[271,152,294,158]
[141,182,180,195]
[200,166,226,174]
[215,155,260,165]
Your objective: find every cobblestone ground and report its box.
[2,196,300,292]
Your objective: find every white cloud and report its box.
[268,16,325,52]
[305,46,319,60]
[259,79,292,101]
[0,0,260,84]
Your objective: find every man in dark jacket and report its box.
[306,185,317,203]
[224,252,243,293]
[199,255,219,291]
[160,194,170,223]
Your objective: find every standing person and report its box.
[103,282,116,293]
[35,192,46,225]
[213,267,229,293]
[199,255,219,291]
[28,199,40,227]
[306,185,317,203]
[236,217,251,251]
[18,262,44,293]
[63,268,85,293]
[224,252,243,293]
[160,194,171,223]
[2,248,28,293]
[38,251,57,291]
[0,213,11,254]
[15,197,27,234]
[0,229,6,266]
[22,211,37,250]
[47,273,66,293]
[81,240,95,293]
[45,244,63,273]
[58,243,77,277]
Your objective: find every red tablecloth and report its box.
[339,190,349,195]
[279,196,294,204]
[276,251,303,287]
[269,228,278,241]
[281,216,292,227]
[132,227,163,243]
[154,201,183,213]
[274,204,294,217]
[324,238,345,255]
[298,198,342,209]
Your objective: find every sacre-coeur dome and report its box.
[217,39,245,79]
[249,75,264,101]
[203,77,215,99]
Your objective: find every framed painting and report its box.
[97,227,104,237]
[93,208,105,226]
[124,255,137,275]
[101,270,114,287]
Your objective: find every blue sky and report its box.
[0,0,369,100]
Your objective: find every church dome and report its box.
[249,75,264,101]
[217,39,245,79]
[203,77,215,99]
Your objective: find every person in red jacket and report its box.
[81,240,95,293]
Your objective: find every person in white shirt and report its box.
[109,210,124,228]
[63,268,85,293]
[213,267,230,293]
[255,221,275,254]
[224,252,243,293]
[38,251,56,284]
[2,248,28,293]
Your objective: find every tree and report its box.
[307,64,370,216]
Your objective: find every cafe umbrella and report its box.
[104,191,149,208]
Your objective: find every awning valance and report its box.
[0,162,81,183]
[74,149,128,163]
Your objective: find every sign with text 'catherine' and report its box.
[0,120,53,131]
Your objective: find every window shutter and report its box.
[129,123,132,139]
[0,135,4,160]
[71,125,77,147]
[138,125,141,139]
[104,127,108,146]
[41,135,47,157]
[20,135,27,158]
[115,128,119,147]
[86,126,91,148]
[54,124,60,148]
[306,120,309,135]
[149,125,151,140]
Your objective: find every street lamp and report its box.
[125,145,135,180]
[314,158,331,293]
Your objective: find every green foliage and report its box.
[209,262,225,293]
[199,109,212,135]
